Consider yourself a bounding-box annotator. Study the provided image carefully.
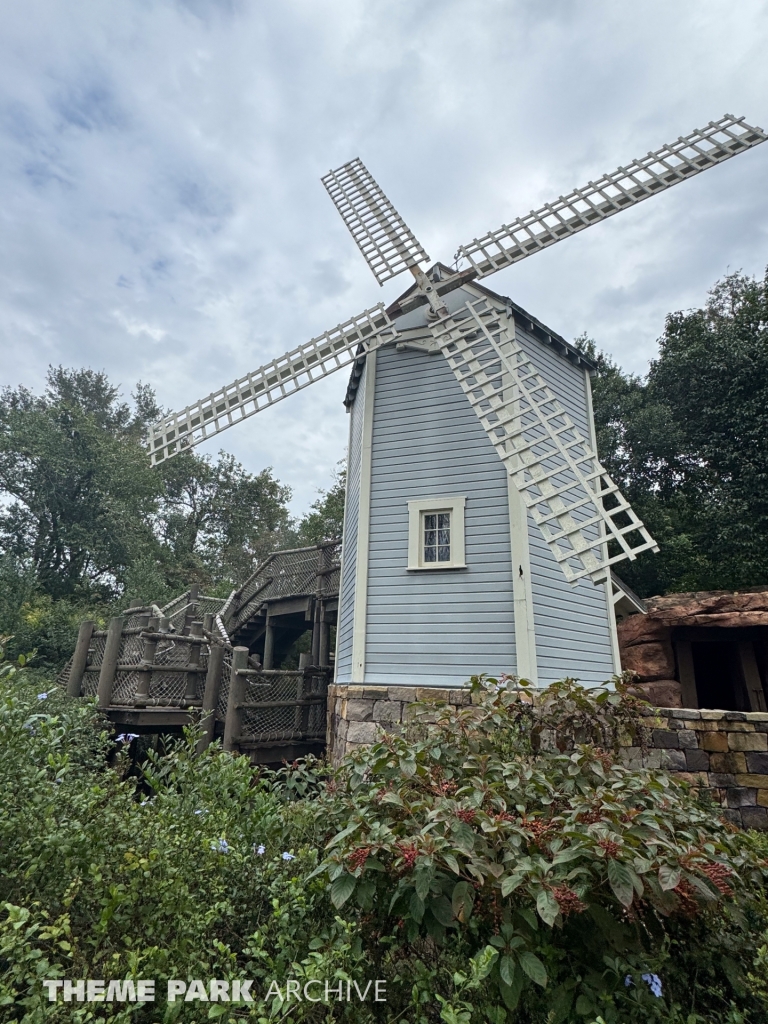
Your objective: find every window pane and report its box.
[438,513,450,529]
[424,545,437,562]
[437,529,450,546]
[437,545,451,561]
[424,514,437,530]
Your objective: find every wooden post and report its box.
[739,642,767,712]
[203,612,213,632]
[197,644,225,754]
[311,598,321,666]
[67,620,94,697]
[134,617,159,703]
[263,615,275,670]
[97,616,124,710]
[319,611,330,668]
[185,622,204,700]
[223,646,249,752]
[298,652,311,670]
[675,641,698,709]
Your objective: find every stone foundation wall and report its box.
[326,684,768,830]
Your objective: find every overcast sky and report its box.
[1,0,767,513]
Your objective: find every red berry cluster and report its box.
[702,861,733,896]
[456,808,477,824]
[396,842,418,870]
[347,846,372,871]
[577,809,603,825]
[551,884,588,918]
[598,838,620,858]
[523,817,554,843]
[673,878,700,917]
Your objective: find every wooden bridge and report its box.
[57,540,340,762]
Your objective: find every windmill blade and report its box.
[431,296,658,585]
[147,305,396,465]
[457,114,767,279]
[322,157,429,286]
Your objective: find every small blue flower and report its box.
[116,733,139,744]
[254,844,265,855]
[642,973,662,998]
[36,693,48,701]
[281,851,295,861]
[624,975,632,987]
[211,838,230,854]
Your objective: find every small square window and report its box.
[407,497,466,570]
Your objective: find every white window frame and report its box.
[407,496,466,570]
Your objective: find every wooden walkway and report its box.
[57,540,340,762]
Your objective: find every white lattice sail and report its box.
[432,297,658,583]
[322,158,430,286]
[147,305,396,465]
[456,115,768,279]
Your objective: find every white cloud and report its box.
[0,0,766,511]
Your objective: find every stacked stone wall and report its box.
[327,684,768,830]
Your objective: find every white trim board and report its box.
[351,350,376,682]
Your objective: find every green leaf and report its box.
[443,853,461,875]
[430,895,455,927]
[575,993,594,1015]
[499,955,516,987]
[324,823,360,851]
[501,873,524,897]
[607,858,634,908]
[409,892,425,924]
[518,950,547,988]
[658,863,681,891]
[330,872,356,908]
[452,821,476,855]
[536,888,560,927]
[452,881,474,923]
[415,868,432,901]
[380,791,405,806]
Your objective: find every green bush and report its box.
[313,678,768,1023]
[1,671,768,1023]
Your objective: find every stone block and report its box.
[387,686,417,703]
[671,771,700,785]
[721,808,742,827]
[684,720,719,731]
[652,729,680,748]
[346,699,375,722]
[362,686,389,699]
[710,773,738,787]
[721,722,752,732]
[709,752,747,774]
[685,749,710,771]
[758,790,768,807]
[676,730,698,748]
[746,752,768,774]
[669,708,702,720]
[745,712,768,723]
[700,732,729,752]
[729,782,757,806]
[735,774,768,789]
[729,732,768,752]
[373,700,402,725]
[741,806,768,829]
[701,710,728,720]
[449,689,471,705]
[723,711,748,722]
[345,721,380,744]
[416,687,451,702]
[662,749,687,770]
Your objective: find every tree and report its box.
[0,368,162,600]
[156,451,293,590]
[293,462,346,546]
[578,267,768,597]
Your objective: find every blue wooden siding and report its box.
[364,339,517,686]
[335,360,366,683]
[514,320,615,685]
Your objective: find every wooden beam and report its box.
[67,620,94,697]
[223,647,248,752]
[197,644,225,754]
[675,640,699,709]
[738,641,767,712]
[97,617,124,710]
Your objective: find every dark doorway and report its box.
[690,641,749,712]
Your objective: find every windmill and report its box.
[147,115,766,689]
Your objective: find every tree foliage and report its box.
[579,267,768,597]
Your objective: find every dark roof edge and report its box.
[344,263,595,408]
